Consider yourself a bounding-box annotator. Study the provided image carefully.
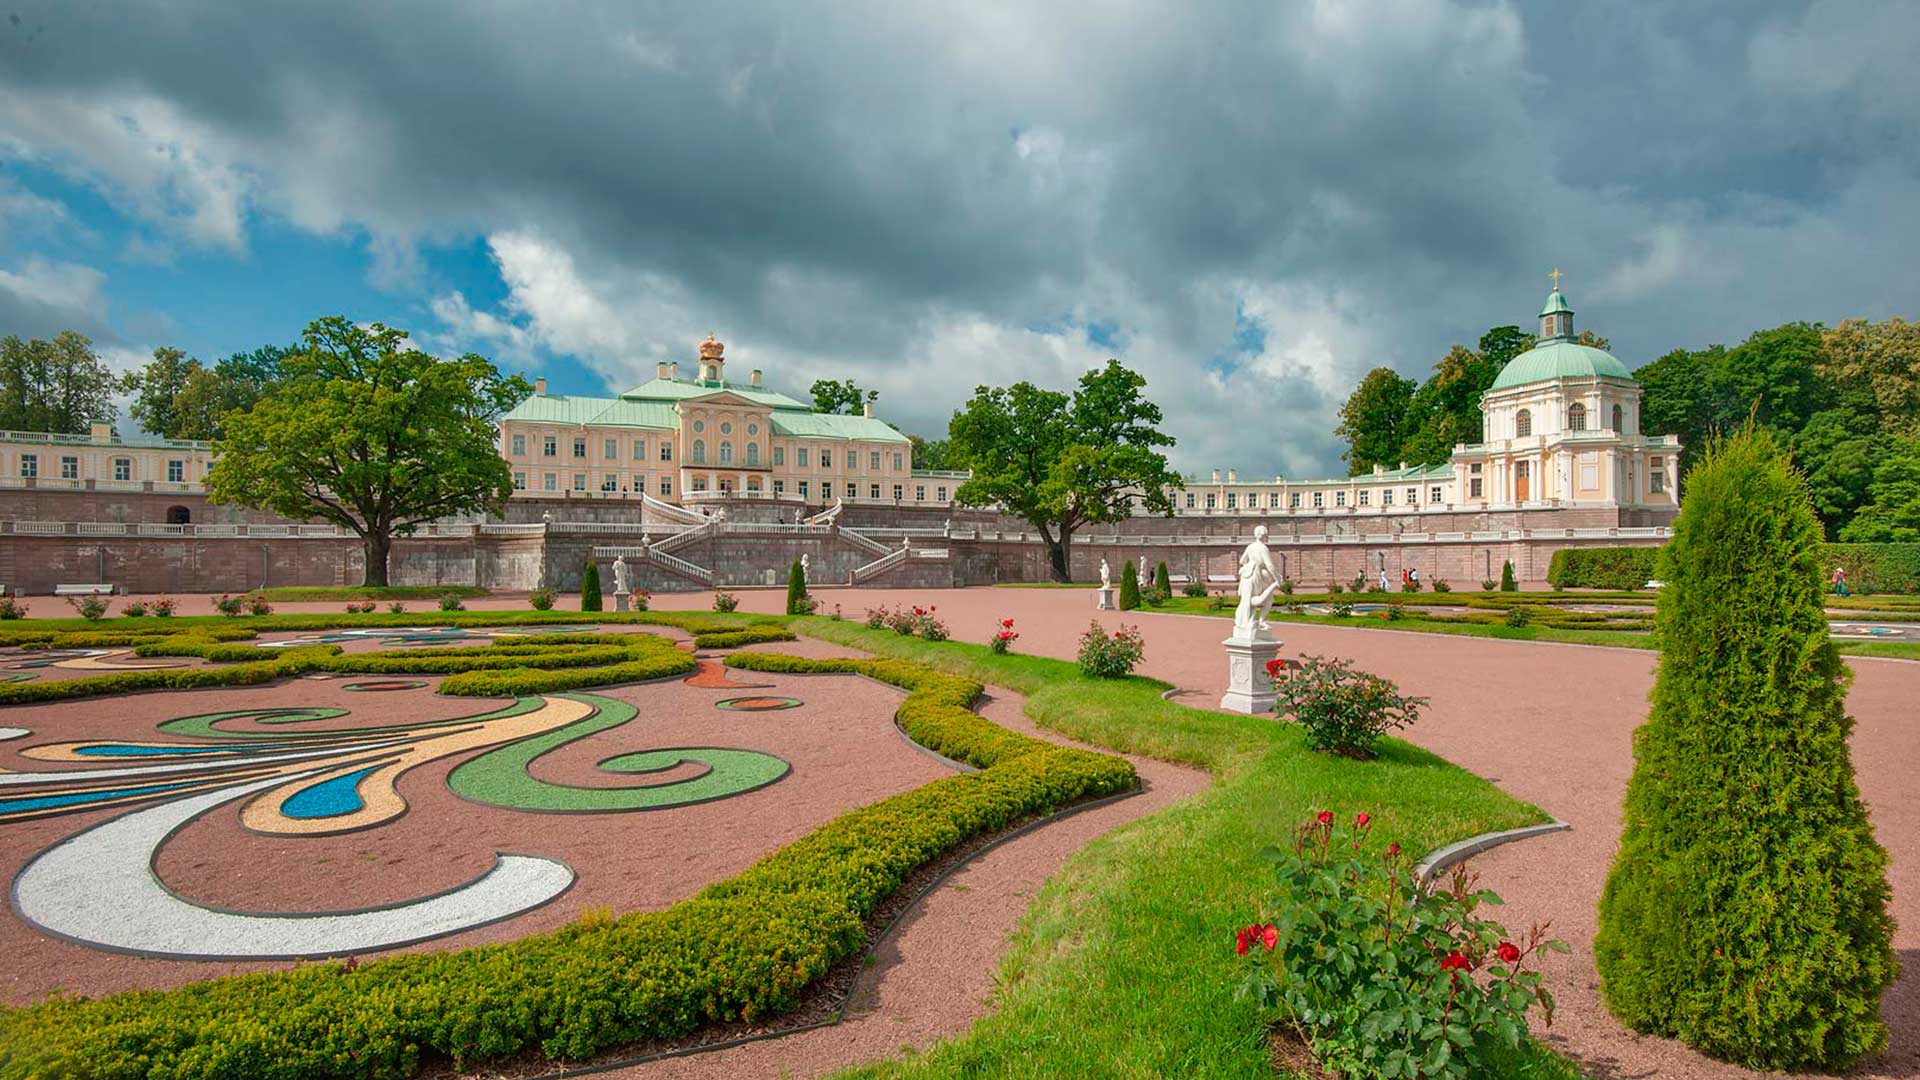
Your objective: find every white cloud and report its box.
[0,256,107,318]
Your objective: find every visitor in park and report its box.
[1833,565,1850,597]
[1379,568,1390,591]
[1410,567,1420,588]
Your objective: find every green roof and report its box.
[1540,288,1573,316]
[619,377,808,410]
[500,394,677,429]
[769,411,911,443]
[1490,341,1632,391]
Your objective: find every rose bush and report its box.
[1077,621,1144,678]
[990,618,1019,655]
[1272,653,1424,758]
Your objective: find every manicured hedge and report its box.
[1549,542,1920,594]
[0,653,1134,1080]
[1825,543,1920,594]
[1546,546,1661,590]
[690,625,799,650]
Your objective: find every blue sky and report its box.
[3,1,1916,477]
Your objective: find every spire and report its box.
[1539,269,1574,341]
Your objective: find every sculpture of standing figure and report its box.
[1233,526,1280,639]
[800,553,810,577]
[612,555,630,594]
[1100,558,1112,588]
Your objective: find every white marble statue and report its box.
[800,553,810,577]
[1100,558,1112,588]
[612,555,630,594]
[1232,526,1280,639]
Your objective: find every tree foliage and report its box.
[206,318,529,586]
[786,558,810,615]
[580,561,602,612]
[948,360,1179,581]
[1118,559,1140,610]
[1334,367,1415,474]
[0,331,117,433]
[1335,326,1541,472]
[809,378,876,415]
[1595,428,1895,1069]
[121,342,294,441]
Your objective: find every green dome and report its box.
[1490,340,1632,391]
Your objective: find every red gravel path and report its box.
[646,586,1920,1079]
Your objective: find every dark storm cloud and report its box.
[1,0,1915,476]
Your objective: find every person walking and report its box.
[1832,565,1851,597]
[1379,567,1390,592]
[1410,567,1420,589]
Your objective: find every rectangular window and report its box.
[1205,493,1217,509]
[1226,492,1237,509]
[19,454,36,478]
[544,473,557,491]
[1289,492,1300,508]
[113,458,131,481]
[821,481,832,499]
[60,455,78,480]
[1469,462,1482,474]
[604,439,617,459]
[892,484,903,501]
[820,449,831,469]
[572,473,586,491]
[572,438,586,459]
[167,459,184,483]
[511,434,526,456]
[601,475,618,492]
[797,447,809,468]
[692,477,707,492]
[798,480,810,498]
[870,483,881,500]
[936,487,947,502]
[773,479,784,495]
[1269,492,1280,508]
[893,452,903,471]
[773,446,784,466]
[660,476,672,495]
[1312,492,1324,508]
[1469,478,1483,498]
[1650,458,1666,493]
[870,451,881,470]
[1381,490,1393,507]
[1359,491,1370,506]
[1185,492,1196,508]
[1407,487,1417,505]
[916,485,927,501]
[513,472,526,490]
[543,436,557,457]
[633,440,646,460]
[1430,486,1442,503]
[659,443,672,462]
[1335,491,1347,507]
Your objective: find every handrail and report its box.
[642,491,710,525]
[804,498,844,526]
[651,521,715,554]
[646,548,714,584]
[850,546,909,583]
[839,529,895,558]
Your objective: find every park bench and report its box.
[53,583,118,597]
[1206,574,1236,585]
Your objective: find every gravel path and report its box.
[647,586,1920,1079]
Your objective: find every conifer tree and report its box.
[1155,560,1172,596]
[1118,558,1141,610]
[1500,559,1518,591]
[580,560,602,612]
[1595,428,1895,1069]
[786,558,809,615]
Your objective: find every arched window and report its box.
[719,441,734,465]
[1568,403,1586,432]
[1612,404,1624,433]
[746,442,760,466]
[1515,409,1532,438]
[691,439,707,464]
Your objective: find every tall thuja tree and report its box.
[785,557,809,614]
[1595,428,1895,1069]
[580,560,602,612]
[1118,558,1140,610]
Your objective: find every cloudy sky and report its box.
[1,1,1915,479]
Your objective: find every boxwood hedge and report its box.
[0,652,1133,1080]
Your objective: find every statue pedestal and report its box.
[613,589,631,612]
[1219,630,1282,714]
[1095,586,1116,610]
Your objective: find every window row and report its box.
[506,431,906,473]
[12,454,187,483]
[1511,403,1630,438]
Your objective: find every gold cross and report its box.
[1548,267,1564,290]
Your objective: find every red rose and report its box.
[1497,942,1520,964]
[1355,812,1371,828]
[1235,926,1252,956]
[1002,618,1015,628]
[1316,810,1334,826]
[1386,842,1401,857]
[1261,923,1278,950]
[1440,951,1473,972]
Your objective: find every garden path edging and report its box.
[1413,820,1571,885]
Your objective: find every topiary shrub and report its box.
[1547,546,1659,590]
[1500,559,1518,592]
[581,561,602,612]
[785,558,814,615]
[1118,559,1141,610]
[1155,560,1172,597]
[1594,428,1896,1069]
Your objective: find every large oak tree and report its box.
[0,331,117,433]
[948,359,1179,582]
[208,317,529,585]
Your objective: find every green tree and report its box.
[1399,344,1502,465]
[1500,559,1517,591]
[580,561,602,612]
[810,378,876,415]
[908,434,951,471]
[785,557,810,614]
[1335,367,1416,474]
[207,318,529,586]
[1155,560,1172,596]
[1838,438,1920,541]
[1595,428,1895,1069]
[0,331,117,433]
[120,341,294,440]
[121,347,203,439]
[1793,408,1886,536]
[1820,317,1920,439]
[1710,323,1831,436]
[1118,559,1140,610]
[948,360,1180,582]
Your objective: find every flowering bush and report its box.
[0,596,29,619]
[1182,580,1207,598]
[1384,602,1407,622]
[990,618,1019,654]
[1077,621,1144,678]
[1235,813,1565,1080]
[1272,654,1424,758]
[1329,600,1354,618]
[66,595,111,621]
[829,604,843,621]
[246,595,274,616]
[438,593,466,612]
[1432,579,1452,593]
[122,600,149,617]
[1481,578,1499,591]
[1141,584,1169,607]
[149,597,176,617]
[345,601,377,614]
[1401,579,1423,594]
[528,588,556,611]
[213,594,245,617]
[631,590,651,612]
[387,601,408,614]
[1505,607,1532,628]
[864,607,888,629]
[712,591,739,613]
[912,606,948,641]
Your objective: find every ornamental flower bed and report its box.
[990,618,1019,654]
[1077,621,1144,678]
[1235,812,1565,1079]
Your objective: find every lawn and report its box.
[792,618,1581,1079]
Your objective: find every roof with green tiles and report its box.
[1489,341,1633,391]
[501,381,910,442]
[619,376,809,410]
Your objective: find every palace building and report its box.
[497,335,964,510]
[1174,279,1680,518]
